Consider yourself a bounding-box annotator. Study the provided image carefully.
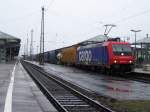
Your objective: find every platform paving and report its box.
[134,68,150,74]
[0,62,57,112]
[0,63,14,112]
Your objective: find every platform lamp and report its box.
[130,29,141,60]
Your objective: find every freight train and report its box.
[32,35,134,73]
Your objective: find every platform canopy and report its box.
[0,31,20,46]
[137,36,150,44]
[0,31,21,62]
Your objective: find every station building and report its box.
[0,31,20,62]
[135,35,150,64]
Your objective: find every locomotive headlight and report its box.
[114,60,117,63]
[129,60,132,63]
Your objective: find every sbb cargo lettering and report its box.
[79,50,92,62]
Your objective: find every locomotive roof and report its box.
[78,35,108,45]
[0,31,20,41]
[77,35,125,45]
[78,43,102,49]
[78,41,130,50]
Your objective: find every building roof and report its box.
[0,31,20,44]
[137,36,150,44]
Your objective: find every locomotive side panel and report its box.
[77,45,109,67]
[77,47,101,65]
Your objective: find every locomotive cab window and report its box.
[112,44,132,56]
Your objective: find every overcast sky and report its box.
[0,0,150,55]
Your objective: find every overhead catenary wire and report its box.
[7,1,150,54]
[88,8,150,39]
[45,0,55,11]
[116,9,150,24]
[0,10,41,26]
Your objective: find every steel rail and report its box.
[22,61,68,112]
[21,60,115,112]
[116,72,150,84]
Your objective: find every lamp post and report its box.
[30,29,34,61]
[130,29,141,58]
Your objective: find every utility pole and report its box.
[127,37,130,42]
[27,36,29,57]
[37,45,39,62]
[104,24,116,39]
[37,45,39,54]
[39,7,45,65]
[30,29,34,61]
[24,44,26,60]
[146,34,149,38]
[130,29,141,58]
[146,34,149,63]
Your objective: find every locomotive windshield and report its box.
[112,44,132,56]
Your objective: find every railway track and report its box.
[21,60,115,112]
[74,67,150,83]
[122,72,150,83]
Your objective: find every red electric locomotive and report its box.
[106,41,134,73]
[77,37,134,73]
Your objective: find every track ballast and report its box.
[21,60,115,112]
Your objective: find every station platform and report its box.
[0,62,57,112]
[134,68,150,75]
